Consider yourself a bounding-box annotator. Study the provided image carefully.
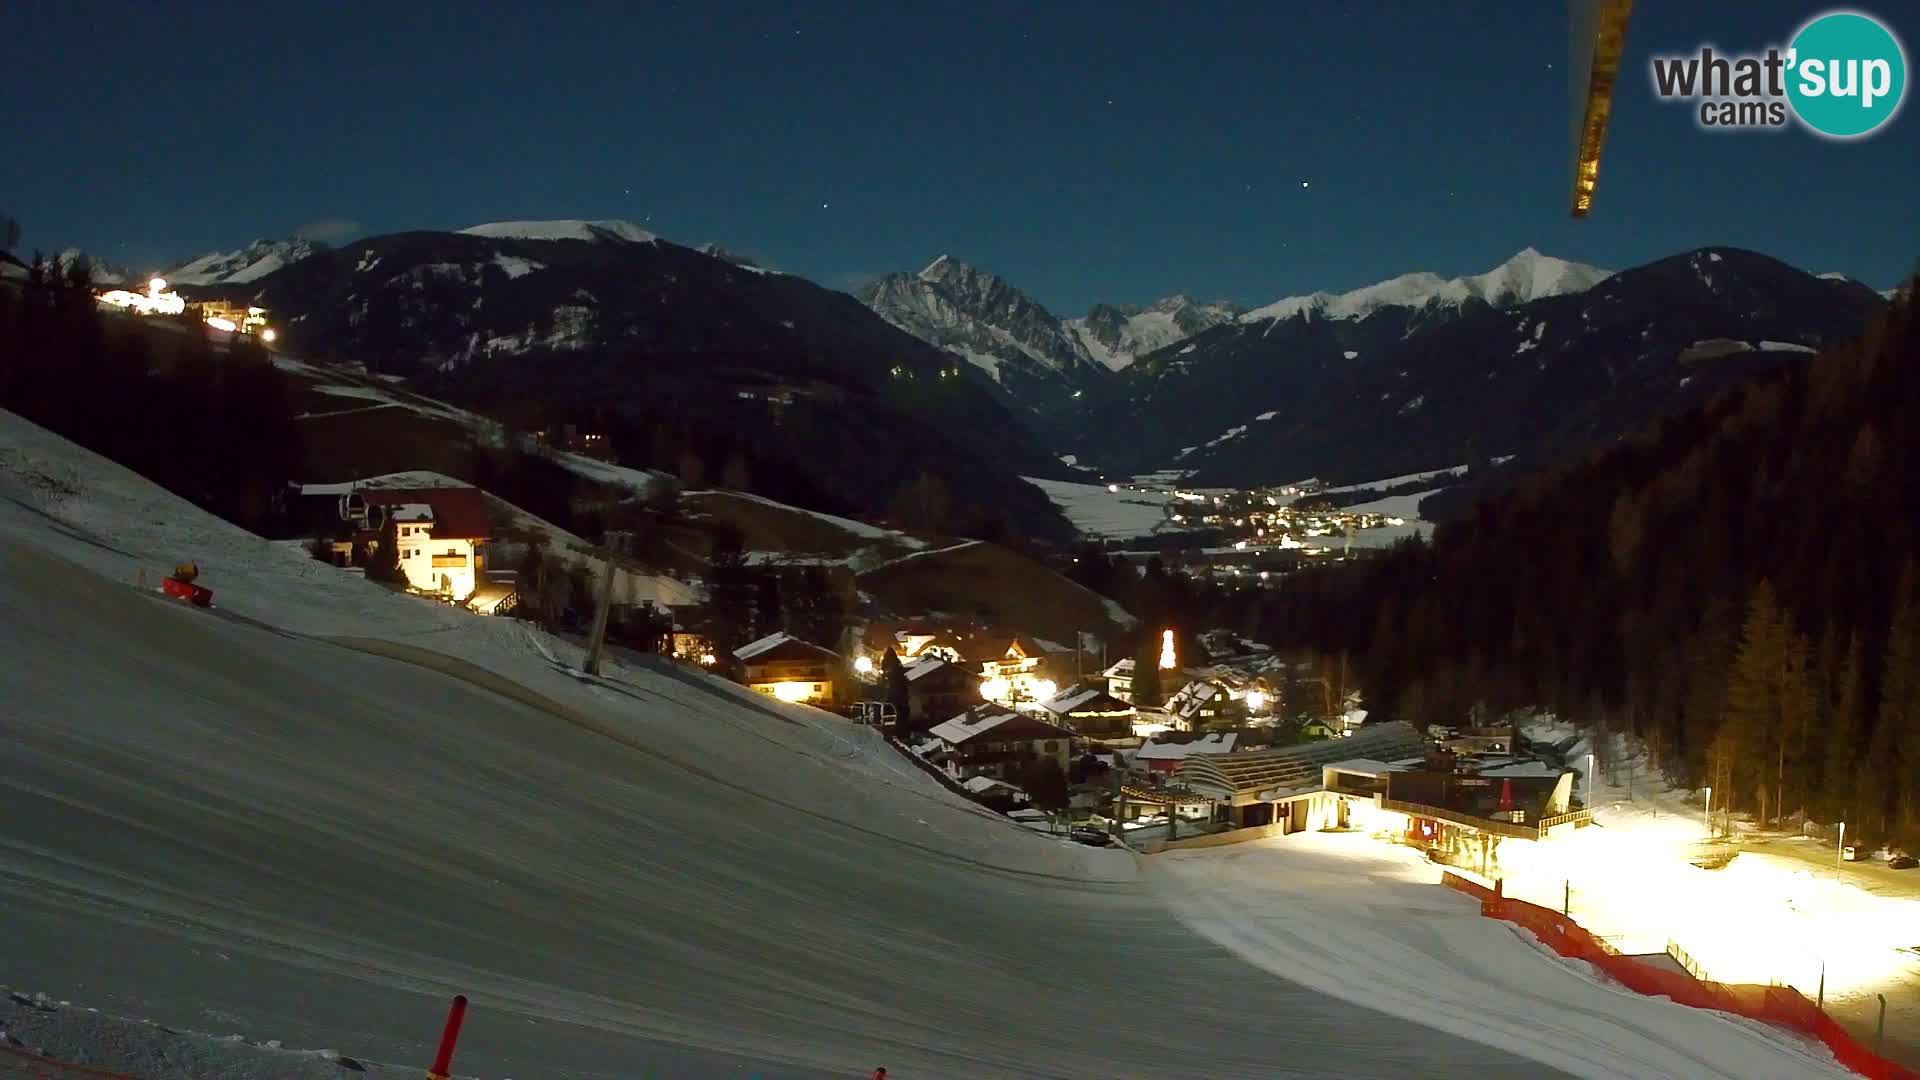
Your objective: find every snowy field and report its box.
[1318,466,1468,496]
[0,412,1550,1078]
[1340,488,1438,549]
[1022,476,1171,540]
[1151,832,1851,1080]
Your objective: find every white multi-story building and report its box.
[322,486,492,602]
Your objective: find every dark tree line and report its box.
[0,254,304,533]
[1242,286,1920,845]
[694,523,849,672]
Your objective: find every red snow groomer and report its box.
[161,561,214,607]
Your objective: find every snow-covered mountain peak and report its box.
[1465,248,1613,307]
[1241,250,1610,325]
[860,257,1105,396]
[695,242,768,271]
[458,220,658,245]
[916,254,1005,294]
[53,249,131,285]
[1067,294,1246,371]
[164,237,327,286]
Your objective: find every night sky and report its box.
[8,2,1915,312]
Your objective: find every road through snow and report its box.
[1150,832,1849,1080]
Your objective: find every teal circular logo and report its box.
[1787,11,1907,138]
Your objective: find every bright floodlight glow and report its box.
[206,316,237,332]
[1246,690,1267,711]
[1107,483,1119,493]
[853,655,874,675]
[981,676,1010,701]
[1032,679,1057,702]
[149,278,167,293]
[260,328,277,343]
[699,653,717,666]
[771,681,810,702]
[1159,628,1176,669]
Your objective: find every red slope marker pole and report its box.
[426,994,468,1080]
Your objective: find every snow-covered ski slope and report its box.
[0,411,1844,1078]
[1153,832,1851,1080]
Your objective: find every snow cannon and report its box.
[162,562,214,607]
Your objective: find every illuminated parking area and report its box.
[1494,812,1920,1004]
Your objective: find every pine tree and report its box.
[366,514,403,585]
[720,451,751,492]
[1718,580,1805,822]
[881,647,912,732]
[1019,757,1070,810]
[699,528,755,660]
[1823,633,1868,823]
[1132,638,1163,708]
[1871,563,1920,842]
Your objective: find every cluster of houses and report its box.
[708,619,1386,826]
[275,476,1586,865]
[714,618,1588,869]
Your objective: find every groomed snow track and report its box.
[0,412,1853,1078]
[0,514,1543,1072]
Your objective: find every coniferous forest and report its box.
[1247,286,1920,845]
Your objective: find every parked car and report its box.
[1889,854,1917,870]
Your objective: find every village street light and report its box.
[981,676,1010,702]
[1245,689,1267,713]
[853,655,874,675]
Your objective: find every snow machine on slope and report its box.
[161,561,214,607]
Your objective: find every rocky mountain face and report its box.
[1058,248,1886,494]
[200,222,1072,540]
[858,256,1112,412]
[1065,295,1243,371]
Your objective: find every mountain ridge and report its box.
[189,227,1075,541]
[1060,246,1887,493]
